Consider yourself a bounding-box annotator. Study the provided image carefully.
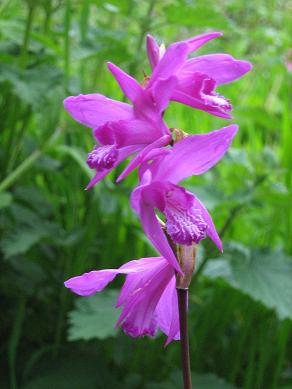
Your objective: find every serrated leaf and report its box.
[204,249,292,320]
[1,227,47,258]
[0,64,62,109]
[68,290,120,341]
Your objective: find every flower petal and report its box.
[184,31,222,53]
[64,256,164,297]
[139,194,182,274]
[151,76,178,112]
[172,90,232,119]
[86,144,142,189]
[153,124,238,184]
[193,194,223,251]
[63,94,133,128]
[146,34,160,69]
[117,258,174,337]
[148,42,189,87]
[182,54,252,85]
[94,119,164,148]
[116,257,166,307]
[155,277,180,345]
[116,134,171,182]
[107,62,143,103]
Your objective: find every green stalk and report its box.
[64,0,71,92]
[8,296,27,389]
[0,128,62,192]
[20,2,35,68]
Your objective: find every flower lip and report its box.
[87,144,119,171]
[164,186,208,246]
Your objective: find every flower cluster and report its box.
[64,32,251,344]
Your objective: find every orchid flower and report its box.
[146,32,252,119]
[63,67,177,188]
[65,256,180,346]
[130,124,238,273]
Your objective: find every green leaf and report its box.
[147,370,236,388]
[0,192,12,209]
[0,64,63,110]
[204,248,292,320]
[1,227,47,258]
[55,145,93,179]
[68,290,120,341]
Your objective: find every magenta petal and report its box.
[116,134,171,182]
[64,270,118,296]
[116,257,166,307]
[64,256,164,297]
[95,119,163,148]
[182,54,252,85]
[172,90,232,119]
[117,258,174,337]
[153,124,238,184]
[139,198,182,274]
[151,76,178,112]
[107,62,143,103]
[155,277,180,345]
[146,34,160,69]
[86,144,142,189]
[63,94,133,128]
[184,31,222,53]
[193,194,222,251]
[149,42,189,87]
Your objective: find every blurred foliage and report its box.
[0,0,291,388]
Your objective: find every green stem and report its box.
[64,0,71,92]
[20,3,35,68]
[9,296,27,389]
[0,128,62,192]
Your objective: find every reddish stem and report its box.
[177,288,192,389]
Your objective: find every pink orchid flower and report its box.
[130,124,238,273]
[64,66,177,188]
[146,32,252,118]
[65,256,181,345]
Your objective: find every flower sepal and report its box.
[176,244,197,289]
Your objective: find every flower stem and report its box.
[177,288,192,389]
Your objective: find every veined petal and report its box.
[153,125,238,184]
[64,256,164,296]
[139,194,182,274]
[107,62,143,103]
[182,54,252,85]
[116,134,171,182]
[63,94,133,128]
[86,144,142,189]
[155,277,180,345]
[193,195,223,251]
[117,259,174,337]
[172,90,232,119]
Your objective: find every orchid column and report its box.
[63,31,251,389]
